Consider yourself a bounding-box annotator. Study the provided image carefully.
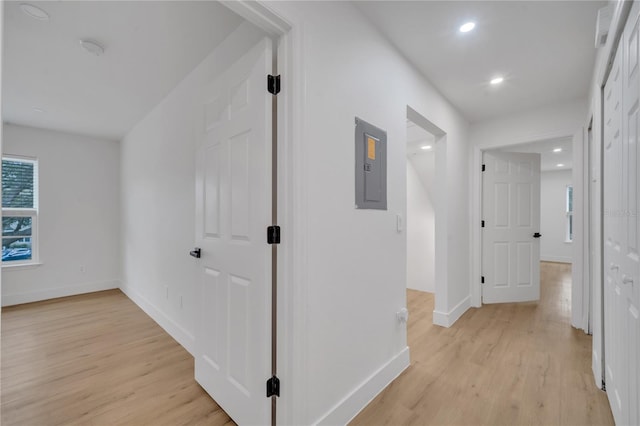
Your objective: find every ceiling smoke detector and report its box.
[79,39,105,57]
[20,3,50,21]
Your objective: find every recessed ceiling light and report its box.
[79,39,105,56]
[553,148,562,153]
[33,107,45,113]
[490,76,504,85]
[557,163,564,167]
[459,22,476,33]
[20,3,49,21]
[421,145,433,150]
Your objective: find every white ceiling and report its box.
[4,1,606,139]
[356,1,607,123]
[3,1,244,140]
[493,136,573,171]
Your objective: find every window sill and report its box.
[564,240,573,244]
[2,262,43,270]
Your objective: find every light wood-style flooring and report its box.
[351,262,614,426]
[1,290,235,426]
[1,262,614,425]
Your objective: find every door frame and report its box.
[470,132,575,308]
[572,126,587,331]
[216,2,303,424]
[405,106,449,325]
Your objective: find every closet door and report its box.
[621,4,640,423]
[603,33,625,425]
[603,2,640,423]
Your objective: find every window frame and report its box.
[566,184,573,243]
[2,155,39,267]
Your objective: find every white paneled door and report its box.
[194,38,272,426]
[603,2,640,423]
[482,152,541,304]
[604,27,625,424]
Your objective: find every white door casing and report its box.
[482,151,541,304]
[603,3,640,422]
[604,32,625,425]
[194,38,272,426]
[622,7,640,424]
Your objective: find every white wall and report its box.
[266,2,470,424]
[470,98,588,149]
[407,154,435,293]
[119,22,265,354]
[540,169,572,263]
[1,124,120,306]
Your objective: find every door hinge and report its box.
[482,164,486,172]
[601,379,606,391]
[481,220,485,228]
[267,225,281,244]
[266,375,280,397]
[268,74,281,95]
[481,276,485,284]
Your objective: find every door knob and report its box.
[533,232,542,238]
[190,248,201,258]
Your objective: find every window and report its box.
[566,185,573,242]
[2,156,39,265]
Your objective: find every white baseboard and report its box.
[592,349,603,390]
[2,280,120,307]
[433,295,471,327]
[314,347,410,426]
[119,282,195,355]
[541,255,572,263]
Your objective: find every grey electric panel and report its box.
[355,117,387,210]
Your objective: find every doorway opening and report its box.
[480,138,573,305]
[405,107,449,326]
[406,119,436,294]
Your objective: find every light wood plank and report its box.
[1,262,614,426]
[351,262,614,426]
[1,290,235,426]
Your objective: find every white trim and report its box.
[221,1,291,36]
[470,147,483,308]
[2,153,37,164]
[119,281,196,355]
[1,279,119,307]
[1,261,43,270]
[571,129,586,331]
[433,295,471,327]
[541,256,572,264]
[277,24,308,426]
[313,347,410,426]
